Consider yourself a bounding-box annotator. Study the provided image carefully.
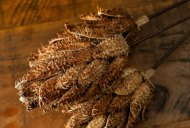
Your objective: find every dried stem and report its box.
[148,0,189,19]
[152,31,189,70]
[132,15,190,47]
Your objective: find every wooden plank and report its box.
[138,119,190,128]
[1,0,188,29]
[0,0,90,29]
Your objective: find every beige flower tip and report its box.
[122,67,138,78]
[143,68,155,79]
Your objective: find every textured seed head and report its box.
[65,8,137,40]
[92,94,113,117]
[59,85,88,105]
[80,12,101,21]
[104,111,127,128]
[66,101,95,128]
[18,81,41,110]
[97,7,130,18]
[78,59,108,86]
[113,67,143,95]
[93,35,129,59]
[108,94,132,113]
[100,55,128,89]
[14,7,150,128]
[86,115,107,128]
[127,81,154,128]
[56,65,86,89]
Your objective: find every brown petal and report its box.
[127,81,154,128]
[92,94,113,117]
[86,115,107,128]
[104,111,127,128]
[114,68,143,95]
[108,94,131,113]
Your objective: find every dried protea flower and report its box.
[66,101,95,128]
[16,7,137,111]
[82,55,128,101]
[15,7,154,128]
[97,7,130,18]
[104,111,127,128]
[86,115,107,128]
[65,67,154,128]
[108,94,132,113]
[92,94,113,117]
[65,8,137,40]
[113,67,143,95]
[126,81,154,128]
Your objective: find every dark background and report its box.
[0,0,189,128]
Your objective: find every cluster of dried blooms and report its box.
[15,7,154,128]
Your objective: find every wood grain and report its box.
[0,0,189,128]
[0,0,181,29]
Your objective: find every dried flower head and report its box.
[15,7,154,128]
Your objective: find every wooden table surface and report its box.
[0,0,189,128]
